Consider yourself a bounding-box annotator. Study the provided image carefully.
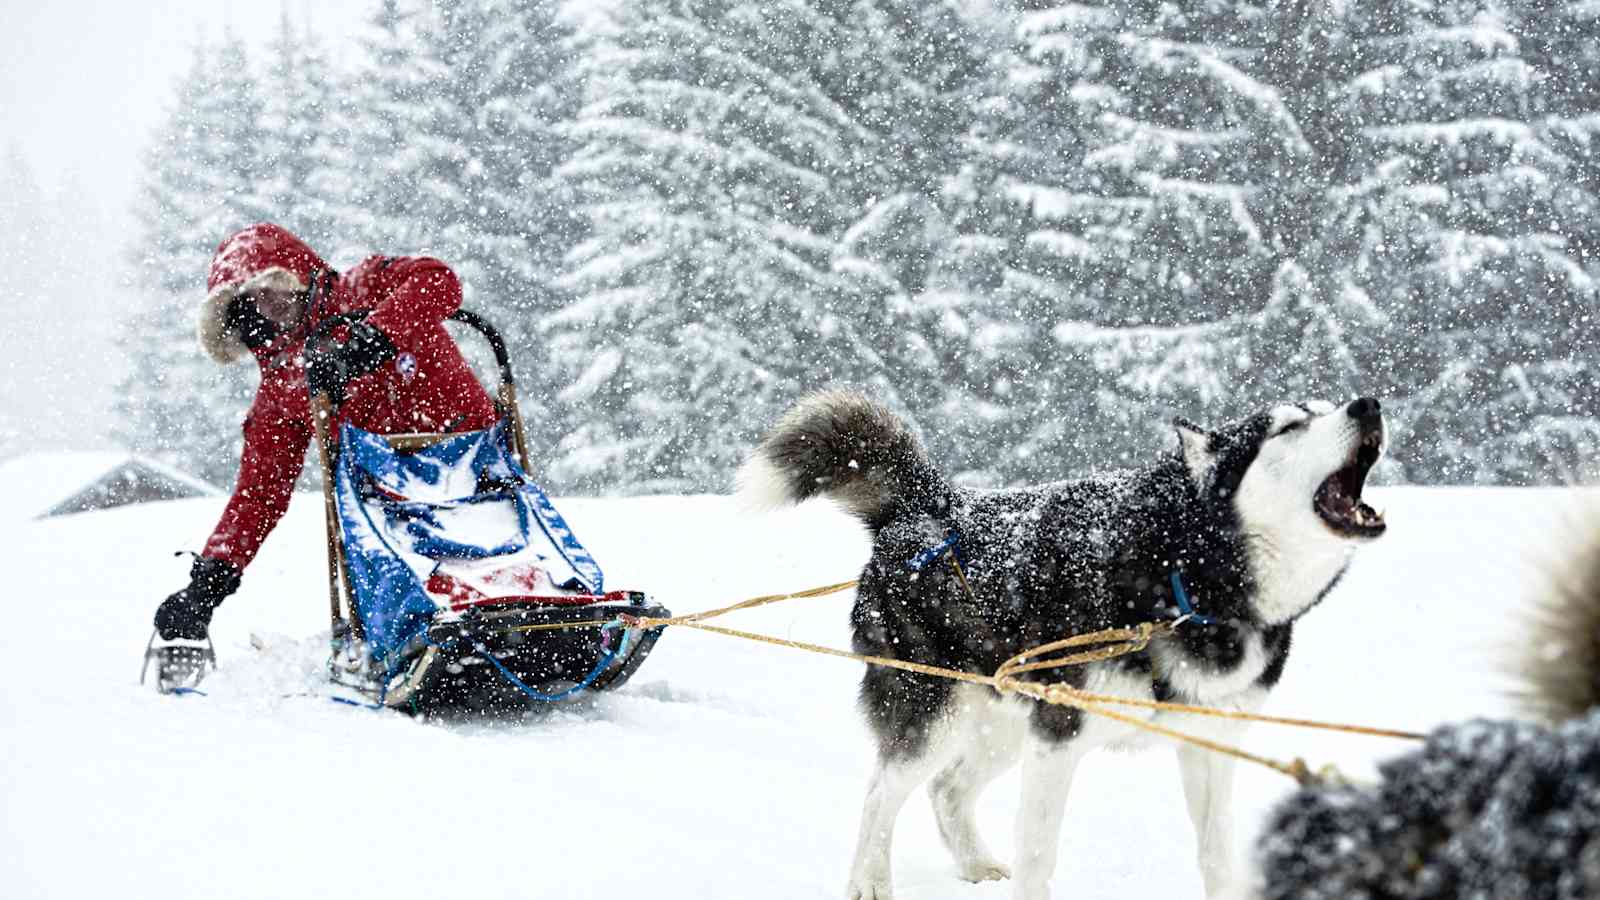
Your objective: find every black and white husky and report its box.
[737,391,1388,899]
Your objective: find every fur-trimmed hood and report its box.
[199,223,329,364]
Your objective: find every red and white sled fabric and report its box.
[426,558,640,612]
[334,420,613,669]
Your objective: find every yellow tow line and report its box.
[512,561,1423,786]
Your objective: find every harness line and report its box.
[494,558,1422,785]
[504,578,862,634]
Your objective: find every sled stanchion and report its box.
[311,392,359,641]
[500,381,533,474]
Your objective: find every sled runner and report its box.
[309,310,668,713]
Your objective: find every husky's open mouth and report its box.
[1313,428,1386,538]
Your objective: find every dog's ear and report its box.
[1174,417,1216,487]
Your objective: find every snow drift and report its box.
[1,486,1583,899]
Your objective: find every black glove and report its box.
[305,321,397,404]
[154,557,242,641]
[224,294,281,350]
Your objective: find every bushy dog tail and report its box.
[1516,505,1600,723]
[735,390,951,533]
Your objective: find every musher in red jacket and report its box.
[149,223,498,679]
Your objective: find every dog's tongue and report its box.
[1315,467,1386,534]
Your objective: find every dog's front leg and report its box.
[1012,730,1087,900]
[847,755,941,900]
[1177,731,1244,897]
[929,740,1019,883]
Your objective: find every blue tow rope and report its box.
[330,621,629,711]
[476,623,630,703]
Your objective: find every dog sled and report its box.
[310,310,669,713]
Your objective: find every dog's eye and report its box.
[1275,420,1307,437]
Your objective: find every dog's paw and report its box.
[957,858,1011,883]
[846,874,894,900]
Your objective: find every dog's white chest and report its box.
[1153,631,1272,704]
[1073,665,1164,750]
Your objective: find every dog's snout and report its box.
[1347,397,1381,422]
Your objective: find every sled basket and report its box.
[310,310,668,713]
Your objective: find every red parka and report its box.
[197,223,498,571]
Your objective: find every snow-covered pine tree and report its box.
[324,0,585,459]
[1212,1,1380,415]
[549,0,891,492]
[1517,0,1600,267]
[1341,0,1600,483]
[256,9,345,255]
[961,3,1133,479]
[0,149,121,451]
[818,1,1018,485]
[372,0,480,269]
[1031,2,1285,327]
[330,0,441,253]
[989,0,1600,485]
[1496,0,1600,482]
[0,144,47,310]
[550,0,1005,492]
[114,36,274,486]
[410,0,588,446]
[993,2,1377,477]
[321,0,503,425]
[0,145,49,457]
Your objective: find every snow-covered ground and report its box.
[1,486,1586,899]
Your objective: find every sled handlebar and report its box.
[304,309,517,391]
[446,309,517,389]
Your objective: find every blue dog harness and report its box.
[1170,571,1217,626]
[908,531,1217,626]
